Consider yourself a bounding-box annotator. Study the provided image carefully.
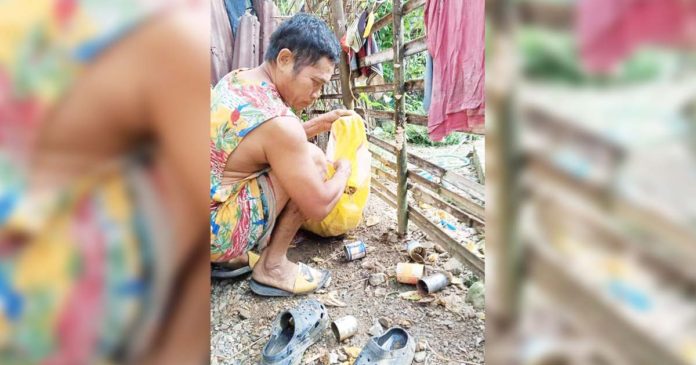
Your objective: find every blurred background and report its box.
[0,1,209,364]
[486,0,696,364]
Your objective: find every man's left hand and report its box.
[319,109,358,132]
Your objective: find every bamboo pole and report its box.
[329,0,354,109]
[393,0,408,236]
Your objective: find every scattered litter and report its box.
[312,256,326,264]
[344,241,367,261]
[332,316,359,341]
[417,272,450,294]
[414,351,427,363]
[407,240,427,263]
[322,290,347,307]
[399,290,422,301]
[396,263,425,284]
[365,215,380,227]
[368,320,384,336]
[426,253,439,263]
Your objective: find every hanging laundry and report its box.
[342,10,383,80]
[211,0,235,85]
[425,0,485,141]
[224,0,248,37]
[231,12,260,70]
[578,0,696,73]
[253,0,282,64]
[423,52,433,111]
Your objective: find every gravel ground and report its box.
[210,188,485,365]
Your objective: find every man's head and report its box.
[265,13,340,110]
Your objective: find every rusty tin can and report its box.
[417,272,450,294]
[331,315,358,341]
[344,241,367,261]
[396,263,425,284]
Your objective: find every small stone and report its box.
[374,287,387,296]
[416,341,428,352]
[399,319,412,329]
[368,321,384,336]
[337,352,348,362]
[343,347,361,359]
[426,253,439,263]
[378,317,391,328]
[434,244,445,253]
[369,273,387,286]
[465,281,485,309]
[238,308,250,320]
[414,351,426,363]
[329,351,339,364]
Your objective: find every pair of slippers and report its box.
[212,253,332,297]
[260,299,415,365]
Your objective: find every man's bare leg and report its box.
[250,144,328,292]
[251,200,307,292]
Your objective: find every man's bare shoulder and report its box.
[257,116,307,148]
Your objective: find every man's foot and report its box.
[251,255,299,293]
[214,253,249,270]
[251,254,330,295]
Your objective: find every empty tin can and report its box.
[406,240,426,263]
[417,272,450,294]
[331,315,358,341]
[344,241,367,261]
[396,263,425,284]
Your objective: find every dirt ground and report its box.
[210,181,485,365]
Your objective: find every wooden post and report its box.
[393,0,409,236]
[486,0,521,355]
[329,0,354,110]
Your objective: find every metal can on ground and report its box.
[396,263,425,284]
[331,315,358,341]
[344,241,367,261]
[407,240,426,263]
[417,272,450,294]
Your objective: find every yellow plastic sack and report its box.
[302,115,371,237]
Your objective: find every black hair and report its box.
[264,13,341,72]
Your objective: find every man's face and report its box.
[275,50,334,110]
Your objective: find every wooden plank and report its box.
[359,37,427,68]
[522,104,625,164]
[319,94,342,99]
[355,108,428,126]
[409,171,485,224]
[367,134,398,155]
[370,150,397,171]
[409,205,485,278]
[371,0,426,34]
[393,0,409,236]
[368,134,485,200]
[353,79,424,94]
[518,0,573,30]
[527,238,685,365]
[470,148,485,184]
[411,185,476,227]
[371,184,485,278]
[371,166,398,184]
